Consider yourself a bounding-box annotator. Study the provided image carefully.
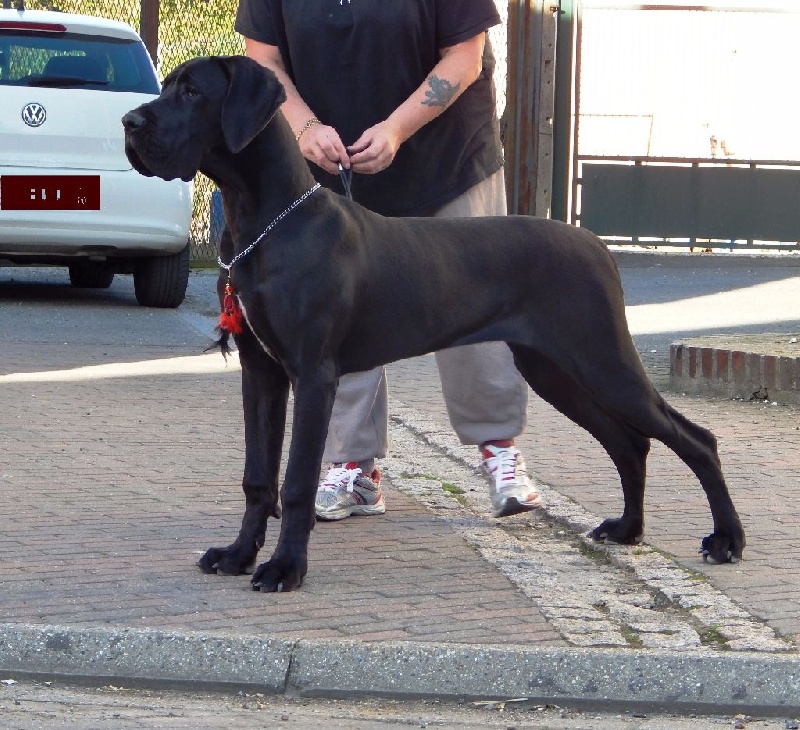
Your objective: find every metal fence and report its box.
[25,0,243,262]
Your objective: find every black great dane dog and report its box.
[122,56,745,592]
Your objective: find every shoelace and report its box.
[484,449,520,487]
[319,465,362,493]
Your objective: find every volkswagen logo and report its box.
[21,102,46,128]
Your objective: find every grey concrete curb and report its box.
[1,623,799,715]
[0,623,293,692]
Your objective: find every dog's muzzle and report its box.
[122,109,157,178]
[122,108,195,182]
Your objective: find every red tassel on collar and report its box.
[218,280,243,336]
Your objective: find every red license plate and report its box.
[0,175,100,210]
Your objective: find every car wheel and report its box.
[133,242,190,308]
[68,261,115,289]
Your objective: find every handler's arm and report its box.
[244,37,350,175]
[347,33,487,174]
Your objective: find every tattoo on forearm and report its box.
[422,74,461,108]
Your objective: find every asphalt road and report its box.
[4,251,800,366]
[1,677,795,730]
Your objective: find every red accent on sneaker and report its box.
[480,439,515,459]
[486,465,517,482]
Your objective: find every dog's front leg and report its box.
[251,361,337,592]
[198,332,289,576]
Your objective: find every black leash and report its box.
[338,162,353,201]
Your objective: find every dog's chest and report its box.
[237,297,282,362]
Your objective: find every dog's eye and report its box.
[183,85,201,99]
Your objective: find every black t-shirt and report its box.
[235,0,504,216]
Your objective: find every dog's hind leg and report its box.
[575,355,744,563]
[652,402,745,564]
[512,342,745,564]
[509,345,651,545]
[198,329,290,577]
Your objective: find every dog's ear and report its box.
[219,56,287,153]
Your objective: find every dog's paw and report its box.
[197,545,257,576]
[700,531,744,565]
[589,517,644,545]
[251,554,307,593]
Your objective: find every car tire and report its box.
[68,262,115,289]
[133,242,190,308]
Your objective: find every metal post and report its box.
[140,0,160,68]
[550,0,577,222]
[504,1,557,218]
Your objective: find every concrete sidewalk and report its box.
[0,257,799,716]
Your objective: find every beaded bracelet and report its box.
[295,116,321,141]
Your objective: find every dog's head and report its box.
[122,56,287,182]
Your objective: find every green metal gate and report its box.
[559,2,800,251]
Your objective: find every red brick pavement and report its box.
[0,343,562,646]
[388,354,800,646]
[2,330,799,650]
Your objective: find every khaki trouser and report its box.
[322,169,528,463]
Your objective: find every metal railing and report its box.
[575,156,800,250]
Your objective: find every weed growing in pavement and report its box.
[441,482,467,505]
[700,625,729,647]
[399,471,439,481]
[576,539,613,565]
[620,624,645,648]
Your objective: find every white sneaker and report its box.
[481,444,542,518]
[315,462,386,521]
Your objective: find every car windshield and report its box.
[0,29,159,93]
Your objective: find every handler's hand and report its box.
[347,121,402,174]
[298,123,350,175]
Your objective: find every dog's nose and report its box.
[121,110,147,131]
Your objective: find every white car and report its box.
[0,8,192,307]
